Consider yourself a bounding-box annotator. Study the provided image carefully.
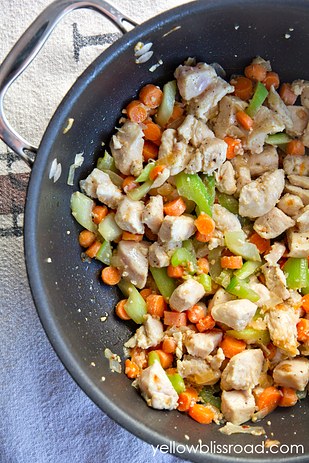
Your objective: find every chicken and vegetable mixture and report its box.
[71,57,309,427]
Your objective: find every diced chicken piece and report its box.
[184,331,223,359]
[169,279,205,312]
[264,242,286,265]
[285,183,309,206]
[185,137,227,174]
[261,263,290,300]
[253,207,295,239]
[267,86,293,132]
[110,121,144,176]
[239,169,285,218]
[273,358,309,391]
[208,288,236,311]
[249,279,283,308]
[177,355,221,385]
[287,228,309,258]
[291,79,309,98]
[214,95,247,139]
[283,154,309,176]
[221,390,256,425]
[142,195,164,234]
[177,114,214,147]
[125,314,164,349]
[251,56,272,71]
[215,161,237,195]
[158,128,176,158]
[158,130,192,175]
[212,204,241,233]
[246,106,285,154]
[244,145,279,177]
[277,193,304,217]
[302,122,309,148]
[80,168,123,208]
[116,241,148,289]
[221,349,264,391]
[296,205,309,232]
[151,167,171,189]
[211,299,258,331]
[207,347,225,370]
[158,215,196,243]
[174,62,217,101]
[235,166,251,197]
[138,361,178,410]
[287,106,309,137]
[115,197,144,234]
[207,230,225,250]
[148,242,169,268]
[288,175,309,190]
[188,77,234,121]
[265,305,299,357]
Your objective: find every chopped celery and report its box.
[284,257,309,290]
[302,286,309,295]
[167,373,186,394]
[266,133,291,146]
[171,247,197,272]
[104,170,123,187]
[234,261,261,280]
[208,247,224,283]
[97,150,117,172]
[202,174,216,207]
[216,269,232,288]
[127,179,153,201]
[183,239,196,257]
[197,273,212,292]
[226,276,260,302]
[148,351,161,366]
[150,267,177,300]
[135,162,156,182]
[118,280,147,324]
[155,80,177,127]
[70,191,97,233]
[200,385,221,410]
[246,81,268,117]
[225,231,261,262]
[217,192,239,215]
[174,172,212,216]
[96,240,112,265]
[227,328,270,345]
[98,213,122,242]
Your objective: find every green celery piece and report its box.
[266,133,291,146]
[118,280,147,324]
[208,247,224,283]
[202,174,216,207]
[296,390,307,400]
[246,81,268,117]
[98,213,122,242]
[167,373,186,394]
[127,179,153,201]
[217,192,239,215]
[226,276,260,302]
[70,191,97,233]
[104,170,123,187]
[197,273,212,292]
[200,386,221,410]
[227,328,270,345]
[302,286,309,295]
[171,247,197,272]
[135,162,156,183]
[155,80,177,127]
[225,230,261,262]
[174,172,212,217]
[216,269,232,289]
[148,351,161,366]
[234,261,261,280]
[284,257,309,290]
[96,240,112,265]
[150,267,177,301]
[182,239,196,257]
[97,150,117,172]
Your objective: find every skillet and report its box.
[0,0,308,461]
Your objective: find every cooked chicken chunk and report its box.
[208,288,236,311]
[214,95,247,139]
[116,240,149,289]
[169,278,205,312]
[142,195,164,234]
[81,168,123,209]
[277,193,304,217]
[174,62,217,101]
[158,215,196,243]
[273,358,309,391]
[211,299,258,331]
[177,355,221,385]
[246,106,285,154]
[288,174,309,190]
[177,114,214,146]
[249,279,283,308]
[253,207,295,239]
[158,128,176,159]
[115,197,144,234]
[261,263,290,300]
[184,331,223,359]
[296,205,309,232]
[287,105,309,137]
[245,145,279,177]
[138,361,178,410]
[221,349,264,391]
[158,129,192,175]
[207,347,225,370]
[221,390,256,425]
[239,169,285,218]
[148,242,169,268]
[235,166,251,197]
[291,79,309,108]
[151,167,171,189]
[110,121,144,176]
[267,86,293,133]
[302,122,309,147]
[287,228,309,258]
[264,242,286,266]
[185,137,227,174]
[265,305,299,357]
[212,204,241,233]
[125,314,164,349]
[283,154,309,176]
[215,161,237,195]
[284,183,309,206]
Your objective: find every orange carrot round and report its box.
[286,139,305,156]
[196,315,216,332]
[167,265,184,279]
[168,104,184,123]
[153,349,173,369]
[101,266,121,285]
[139,84,163,108]
[122,176,138,192]
[122,231,143,241]
[163,197,187,216]
[162,337,177,354]
[221,255,243,269]
[301,294,309,313]
[232,76,253,100]
[146,294,166,318]
[249,232,271,254]
[177,387,198,412]
[142,140,159,162]
[143,121,162,142]
[187,304,206,324]
[236,111,253,131]
[126,100,148,123]
[297,318,309,342]
[149,164,166,181]
[263,71,280,90]
[194,213,215,236]
[125,359,140,378]
[256,386,282,414]
[279,387,298,407]
[244,63,267,82]
[92,205,108,224]
[224,136,242,160]
[220,335,246,358]
[197,257,209,274]
[279,83,297,105]
[188,404,215,424]
[79,230,96,248]
[140,288,153,300]
[115,299,131,320]
[195,230,213,242]
[164,311,187,327]
[85,240,101,258]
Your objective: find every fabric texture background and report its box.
[0,1,192,462]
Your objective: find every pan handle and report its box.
[0,0,137,166]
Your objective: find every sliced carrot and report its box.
[279,387,298,407]
[163,197,186,216]
[143,121,162,142]
[249,232,271,254]
[125,359,140,379]
[220,335,246,358]
[142,140,159,162]
[279,83,297,105]
[164,311,187,327]
[79,230,96,248]
[256,386,282,415]
[244,63,267,82]
[149,164,166,181]
[195,230,213,242]
[168,103,184,123]
[122,231,143,241]
[221,255,243,269]
[194,213,215,236]
[224,136,242,160]
[101,266,121,285]
[85,240,101,258]
[115,299,131,320]
[146,294,167,318]
[139,84,163,108]
[187,304,206,324]
[126,100,148,123]
[162,337,177,354]
[236,111,253,131]
[140,288,153,300]
[231,76,254,100]
[122,176,138,193]
[196,316,216,332]
[197,257,209,274]
[263,71,280,91]
[297,318,309,342]
[167,265,184,279]
[92,205,108,224]
[286,139,305,156]
[177,387,198,412]
[188,404,215,424]
[153,349,173,369]
[301,294,309,313]
[130,346,148,369]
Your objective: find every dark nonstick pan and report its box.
[1,0,308,461]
